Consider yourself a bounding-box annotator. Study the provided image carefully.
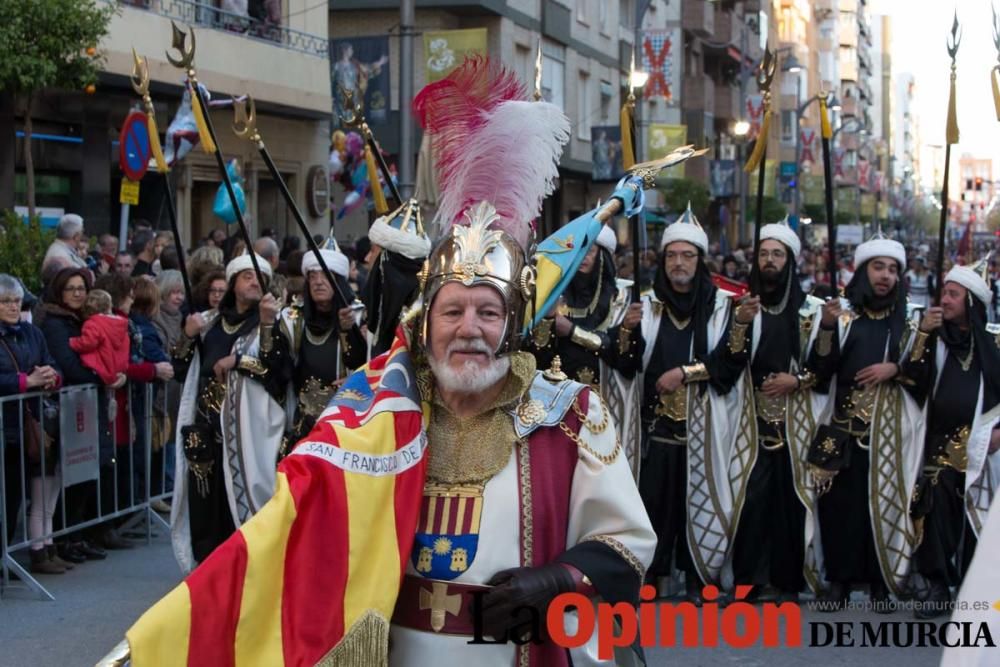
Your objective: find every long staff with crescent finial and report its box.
[165,22,265,289]
[936,12,961,303]
[620,50,643,303]
[232,96,356,313]
[131,48,195,308]
[744,46,777,281]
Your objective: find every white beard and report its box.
[428,338,511,394]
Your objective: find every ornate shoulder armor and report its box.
[507,371,587,440]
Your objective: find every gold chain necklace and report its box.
[666,307,691,331]
[565,254,604,319]
[958,335,975,372]
[305,326,334,347]
[863,307,892,320]
[221,318,243,335]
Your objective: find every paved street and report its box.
[1,529,948,666]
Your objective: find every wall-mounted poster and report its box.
[331,35,390,126]
[591,126,624,182]
[710,160,737,198]
[647,124,687,177]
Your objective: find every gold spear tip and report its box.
[533,39,543,101]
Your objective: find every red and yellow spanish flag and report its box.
[127,331,429,666]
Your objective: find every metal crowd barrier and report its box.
[0,381,173,601]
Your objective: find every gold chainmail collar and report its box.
[423,352,536,485]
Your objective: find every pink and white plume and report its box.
[413,56,570,248]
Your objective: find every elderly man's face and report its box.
[664,241,699,288]
[233,270,262,304]
[427,283,510,393]
[940,282,969,323]
[307,270,333,305]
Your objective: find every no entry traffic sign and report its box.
[120,110,151,182]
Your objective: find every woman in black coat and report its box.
[36,267,126,561]
[0,274,66,573]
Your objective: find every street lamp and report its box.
[629,69,650,90]
[733,120,751,137]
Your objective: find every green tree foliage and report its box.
[760,196,787,226]
[657,178,711,220]
[0,210,56,294]
[0,0,116,218]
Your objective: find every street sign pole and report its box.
[118,109,152,251]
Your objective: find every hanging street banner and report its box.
[331,35,390,126]
[836,187,856,216]
[423,28,488,83]
[860,193,876,218]
[745,95,765,140]
[641,28,681,102]
[799,127,817,166]
[647,124,687,177]
[748,159,778,198]
[802,173,823,206]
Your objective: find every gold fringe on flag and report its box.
[365,145,389,215]
[946,66,959,145]
[147,113,169,173]
[820,97,832,140]
[743,105,770,173]
[189,82,217,154]
[620,100,636,170]
[992,66,1000,122]
[316,610,389,667]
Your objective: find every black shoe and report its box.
[684,577,705,606]
[870,581,894,615]
[817,583,848,612]
[58,542,88,563]
[100,528,134,550]
[776,590,800,604]
[914,580,952,620]
[74,540,107,560]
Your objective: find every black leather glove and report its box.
[481,563,576,641]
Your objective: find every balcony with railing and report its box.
[118,0,328,57]
[107,0,331,114]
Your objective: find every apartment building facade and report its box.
[2,0,332,246]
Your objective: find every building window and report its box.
[620,0,634,29]
[515,44,532,89]
[599,0,609,33]
[577,0,588,24]
[541,41,566,110]
[577,71,591,140]
[599,80,613,122]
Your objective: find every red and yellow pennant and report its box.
[127,332,429,666]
